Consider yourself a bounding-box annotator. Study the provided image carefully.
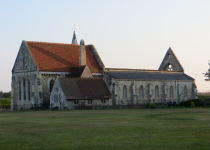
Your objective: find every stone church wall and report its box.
[110,79,196,105]
[11,71,39,110]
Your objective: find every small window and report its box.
[184,86,187,97]
[28,80,30,100]
[167,54,170,58]
[139,86,144,98]
[19,81,21,100]
[74,100,79,104]
[50,80,55,92]
[54,95,58,103]
[155,86,159,98]
[23,78,26,100]
[170,86,173,98]
[88,100,92,104]
[101,99,106,104]
[168,64,173,71]
[123,86,127,98]
[59,94,61,103]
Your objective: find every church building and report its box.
[11,31,197,110]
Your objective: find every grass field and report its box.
[0,108,210,150]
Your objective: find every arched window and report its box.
[28,80,30,100]
[12,76,15,86]
[184,86,187,97]
[59,94,61,103]
[139,86,144,98]
[19,81,21,100]
[170,86,173,98]
[50,80,55,92]
[123,86,127,98]
[155,86,159,98]
[23,78,26,100]
[168,63,173,71]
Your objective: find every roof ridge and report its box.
[105,68,183,73]
[60,77,101,80]
[26,41,82,46]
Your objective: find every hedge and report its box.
[179,99,203,107]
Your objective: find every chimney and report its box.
[79,39,86,66]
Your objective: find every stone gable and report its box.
[12,41,37,73]
[158,47,184,72]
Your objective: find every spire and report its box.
[72,31,78,44]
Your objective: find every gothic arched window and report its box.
[139,86,144,98]
[50,80,55,92]
[23,78,26,100]
[59,94,61,103]
[168,63,173,71]
[28,80,30,100]
[123,86,127,98]
[19,81,21,100]
[184,86,187,97]
[155,86,159,98]
[170,86,173,98]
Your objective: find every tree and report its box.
[203,61,210,81]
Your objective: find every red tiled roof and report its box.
[26,41,101,73]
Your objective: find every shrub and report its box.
[191,101,195,108]
[180,99,203,107]
[53,106,59,110]
[0,98,11,108]
[3,93,11,98]
[149,103,156,109]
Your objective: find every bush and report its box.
[3,93,11,98]
[149,103,156,109]
[53,106,59,110]
[0,98,11,108]
[191,101,195,108]
[180,99,203,107]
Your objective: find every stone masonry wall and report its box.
[12,71,39,110]
[109,79,196,105]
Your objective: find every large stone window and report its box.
[19,81,21,100]
[139,86,144,98]
[54,95,58,103]
[23,78,26,100]
[155,86,159,98]
[184,86,187,97]
[28,80,30,100]
[170,86,173,98]
[50,80,55,92]
[123,86,127,99]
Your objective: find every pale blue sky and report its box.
[0,0,210,92]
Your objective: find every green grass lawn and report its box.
[0,108,210,150]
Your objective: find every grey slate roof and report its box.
[105,71,194,81]
[59,78,111,100]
